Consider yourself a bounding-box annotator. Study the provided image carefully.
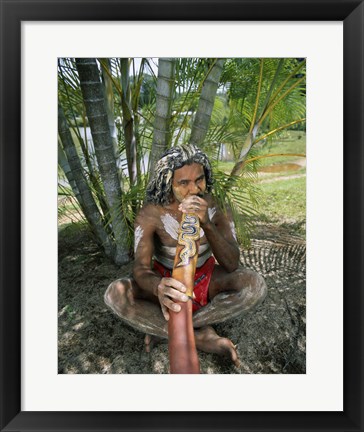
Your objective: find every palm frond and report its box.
[212,169,261,247]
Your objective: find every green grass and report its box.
[216,130,306,172]
[257,176,306,222]
[254,130,306,167]
[216,160,235,172]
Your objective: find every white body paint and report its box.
[208,207,217,220]
[160,243,210,255]
[230,221,237,240]
[160,214,179,240]
[134,225,144,252]
[161,213,206,240]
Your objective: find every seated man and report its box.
[105,144,267,366]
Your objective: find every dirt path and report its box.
[259,173,306,184]
[257,158,306,184]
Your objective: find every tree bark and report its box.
[100,58,121,166]
[149,58,176,174]
[120,58,137,186]
[75,58,130,265]
[190,59,225,147]
[58,140,79,196]
[58,104,115,258]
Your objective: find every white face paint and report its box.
[134,225,144,253]
[230,221,237,241]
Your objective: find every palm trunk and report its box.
[189,59,225,147]
[58,141,79,196]
[229,128,259,177]
[149,58,176,173]
[58,104,115,258]
[120,58,137,186]
[75,58,130,265]
[131,58,146,182]
[99,58,120,165]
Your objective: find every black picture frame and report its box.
[1,1,363,431]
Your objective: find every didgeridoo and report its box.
[168,213,200,374]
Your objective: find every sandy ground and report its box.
[58,220,306,374]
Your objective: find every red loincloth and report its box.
[153,256,216,312]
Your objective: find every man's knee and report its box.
[234,268,267,306]
[193,268,267,326]
[104,278,134,312]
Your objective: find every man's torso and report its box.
[151,196,217,269]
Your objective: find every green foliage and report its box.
[58,58,84,122]
[118,176,149,251]
[58,57,306,261]
[212,169,261,247]
[58,184,86,224]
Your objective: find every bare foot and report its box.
[144,334,165,353]
[194,326,240,367]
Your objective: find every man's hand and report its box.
[178,196,209,226]
[157,277,189,320]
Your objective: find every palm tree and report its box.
[58,103,115,259]
[58,57,306,264]
[99,58,120,164]
[222,58,306,176]
[74,58,130,265]
[189,58,225,147]
[149,58,176,173]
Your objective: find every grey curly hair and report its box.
[146,144,214,205]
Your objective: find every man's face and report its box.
[171,163,207,203]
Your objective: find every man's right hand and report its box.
[157,277,189,320]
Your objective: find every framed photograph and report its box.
[1,0,363,431]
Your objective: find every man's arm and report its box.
[202,209,240,272]
[179,196,240,272]
[133,204,189,320]
[132,205,161,296]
